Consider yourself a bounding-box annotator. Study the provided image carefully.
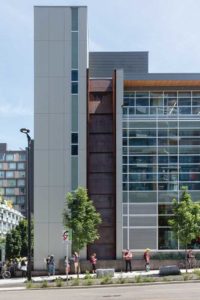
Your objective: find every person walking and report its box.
[90,253,97,273]
[123,249,133,272]
[64,256,70,274]
[73,252,80,274]
[144,248,151,271]
[48,255,55,276]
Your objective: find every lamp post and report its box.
[20,128,32,281]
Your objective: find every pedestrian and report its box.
[21,258,27,277]
[73,252,80,274]
[64,256,70,274]
[123,249,133,272]
[49,255,55,276]
[90,253,97,273]
[144,248,151,271]
[46,255,51,276]
[187,249,195,269]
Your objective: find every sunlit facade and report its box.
[34,6,200,269]
[122,90,200,250]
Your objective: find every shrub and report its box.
[84,278,93,286]
[100,275,113,285]
[55,278,63,287]
[84,270,93,280]
[193,269,200,279]
[183,273,191,281]
[26,280,33,289]
[142,276,156,283]
[134,275,142,283]
[71,278,80,286]
[40,280,48,288]
[116,276,127,284]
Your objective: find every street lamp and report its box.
[20,128,32,281]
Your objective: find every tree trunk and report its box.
[185,245,188,273]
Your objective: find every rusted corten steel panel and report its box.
[89,153,114,172]
[89,135,114,153]
[89,79,113,92]
[89,173,114,194]
[89,93,113,114]
[87,76,116,259]
[97,227,116,244]
[89,244,115,260]
[89,194,115,209]
[89,115,113,133]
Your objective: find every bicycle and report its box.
[0,266,11,279]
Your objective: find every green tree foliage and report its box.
[168,188,200,269]
[5,219,33,259]
[63,187,102,253]
[6,229,22,259]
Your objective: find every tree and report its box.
[63,186,102,259]
[6,229,22,259]
[168,188,200,271]
[5,219,34,259]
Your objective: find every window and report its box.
[17,179,25,187]
[71,7,78,31]
[18,171,25,178]
[18,163,25,170]
[5,188,15,195]
[71,145,78,156]
[71,82,78,94]
[7,179,16,187]
[6,154,14,161]
[0,171,4,178]
[8,163,16,170]
[19,153,26,161]
[19,187,25,194]
[71,133,78,144]
[6,171,14,178]
[71,70,78,81]
[0,153,5,161]
[17,196,25,204]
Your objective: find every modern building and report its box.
[0,143,27,215]
[34,6,200,269]
[0,200,24,237]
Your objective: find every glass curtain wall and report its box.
[122,90,200,250]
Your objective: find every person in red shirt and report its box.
[144,248,151,271]
[123,249,133,272]
[90,253,97,273]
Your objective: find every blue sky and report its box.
[1,0,200,149]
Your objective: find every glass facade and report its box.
[122,90,200,250]
[0,147,27,215]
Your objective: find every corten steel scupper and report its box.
[87,76,116,259]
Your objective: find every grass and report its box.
[84,270,93,280]
[55,277,64,287]
[26,280,33,289]
[100,275,113,285]
[115,275,128,284]
[134,275,142,283]
[71,278,80,286]
[40,280,48,288]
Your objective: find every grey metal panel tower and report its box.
[34,6,87,269]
